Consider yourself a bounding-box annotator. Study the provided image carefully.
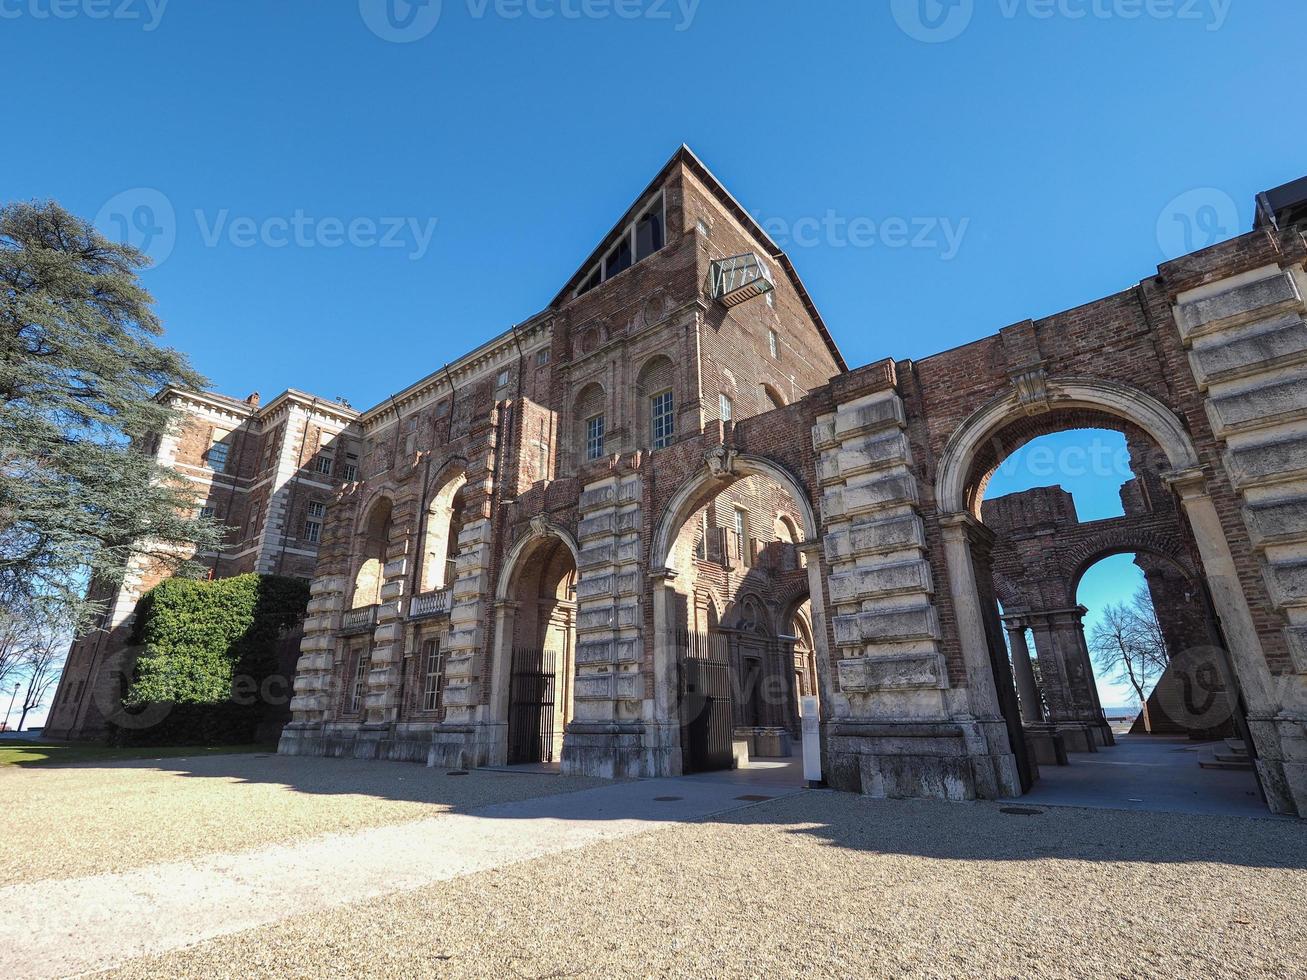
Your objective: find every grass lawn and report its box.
[0,740,276,767]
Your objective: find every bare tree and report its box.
[0,612,33,691]
[16,633,64,732]
[1089,588,1169,732]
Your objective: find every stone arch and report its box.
[1062,529,1199,607]
[650,451,818,574]
[761,383,787,411]
[495,519,581,602]
[936,378,1201,518]
[350,495,393,608]
[419,463,467,593]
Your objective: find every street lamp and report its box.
[3,682,19,734]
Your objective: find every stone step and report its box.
[1199,754,1255,771]
[1224,737,1248,752]
[1213,751,1250,765]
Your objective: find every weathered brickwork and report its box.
[277,147,1307,815]
[45,389,358,740]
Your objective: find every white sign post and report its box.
[800,695,822,787]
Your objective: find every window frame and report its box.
[349,647,370,714]
[768,328,779,359]
[719,393,733,423]
[585,413,606,462]
[574,192,667,298]
[650,388,675,450]
[206,440,231,473]
[421,638,443,713]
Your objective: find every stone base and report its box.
[1024,726,1069,766]
[743,727,792,759]
[278,723,482,768]
[732,739,750,768]
[1054,722,1100,754]
[825,719,1023,801]
[560,722,647,778]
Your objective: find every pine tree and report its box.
[0,200,222,627]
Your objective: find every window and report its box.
[350,648,370,713]
[436,400,450,418]
[586,414,606,461]
[314,454,333,476]
[719,393,733,423]
[768,328,779,359]
[308,501,326,518]
[536,348,551,367]
[303,520,321,543]
[342,456,358,482]
[496,369,510,388]
[575,193,666,297]
[734,507,751,567]
[696,218,711,237]
[651,389,675,450]
[421,639,443,712]
[206,441,230,473]
[200,505,215,520]
[766,291,776,309]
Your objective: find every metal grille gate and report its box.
[508,647,557,764]
[678,630,734,773]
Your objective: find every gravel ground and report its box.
[0,753,599,886]
[101,792,1307,979]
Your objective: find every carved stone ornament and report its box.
[529,513,551,538]
[1010,363,1052,416]
[705,444,739,480]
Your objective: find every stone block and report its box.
[1190,315,1307,386]
[1226,434,1307,486]
[833,395,906,439]
[839,473,919,517]
[1285,627,1307,673]
[828,558,933,603]
[832,604,941,645]
[837,652,945,692]
[1176,270,1302,339]
[1208,374,1307,433]
[1244,495,1307,545]
[1267,559,1307,606]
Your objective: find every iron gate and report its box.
[678,630,734,773]
[508,646,557,764]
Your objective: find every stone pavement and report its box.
[0,768,801,980]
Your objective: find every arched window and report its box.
[352,498,393,608]
[636,355,676,450]
[573,382,607,465]
[421,472,467,593]
[762,383,787,411]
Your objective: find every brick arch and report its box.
[935,377,1201,518]
[1062,529,1199,607]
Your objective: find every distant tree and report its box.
[16,628,64,731]
[0,200,222,628]
[1090,587,1169,732]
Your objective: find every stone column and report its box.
[1069,606,1115,746]
[1002,617,1043,724]
[648,569,682,776]
[1028,608,1103,751]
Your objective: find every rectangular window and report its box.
[719,393,733,422]
[342,463,358,482]
[604,237,632,279]
[768,328,779,359]
[574,193,664,297]
[586,414,606,461]
[651,389,675,450]
[734,508,750,566]
[303,520,321,543]
[536,348,551,367]
[496,369,510,388]
[314,454,333,475]
[421,639,443,712]
[200,505,215,520]
[350,648,370,713]
[206,441,230,473]
[635,204,664,260]
[308,501,326,519]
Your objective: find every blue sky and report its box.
[5,1,1304,412]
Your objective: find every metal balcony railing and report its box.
[409,588,452,619]
[711,253,775,307]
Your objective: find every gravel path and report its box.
[100,792,1307,979]
[0,753,599,886]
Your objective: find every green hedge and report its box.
[112,573,309,746]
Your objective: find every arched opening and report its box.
[635,354,676,450]
[351,497,392,609]
[762,383,787,411]
[420,470,467,594]
[651,453,830,781]
[493,529,579,767]
[942,389,1264,810]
